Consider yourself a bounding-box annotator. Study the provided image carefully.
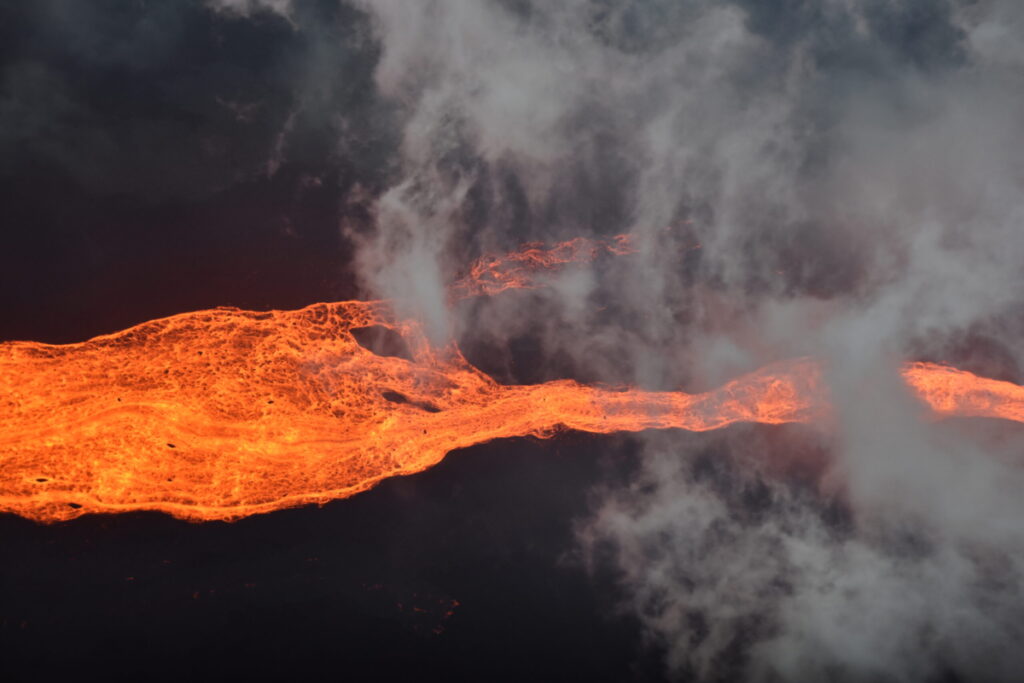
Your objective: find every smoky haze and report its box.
[345,1,1024,680]
[6,0,1024,680]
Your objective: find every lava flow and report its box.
[3,236,1024,523]
[0,302,828,522]
[450,233,636,299]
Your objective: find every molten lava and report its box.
[901,362,1024,423]
[3,236,1024,523]
[450,234,636,299]
[0,302,828,522]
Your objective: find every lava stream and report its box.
[2,300,1023,522]
[450,233,636,299]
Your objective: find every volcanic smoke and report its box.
[2,237,1023,523]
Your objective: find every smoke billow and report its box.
[577,428,1024,682]
[211,0,1024,679]
[207,0,296,19]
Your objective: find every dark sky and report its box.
[4,1,1024,681]
[0,0,389,344]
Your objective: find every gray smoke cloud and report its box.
[227,0,1024,679]
[207,0,296,19]
[348,0,1024,386]
[577,426,1024,682]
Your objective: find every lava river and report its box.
[2,238,1024,522]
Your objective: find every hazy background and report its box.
[3,1,1024,680]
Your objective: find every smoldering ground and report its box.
[6,0,1024,680]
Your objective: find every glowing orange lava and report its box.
[901,362,1024,423]
[3,236,1024,523]
[450,234,636,299]
[0,302,828,522]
